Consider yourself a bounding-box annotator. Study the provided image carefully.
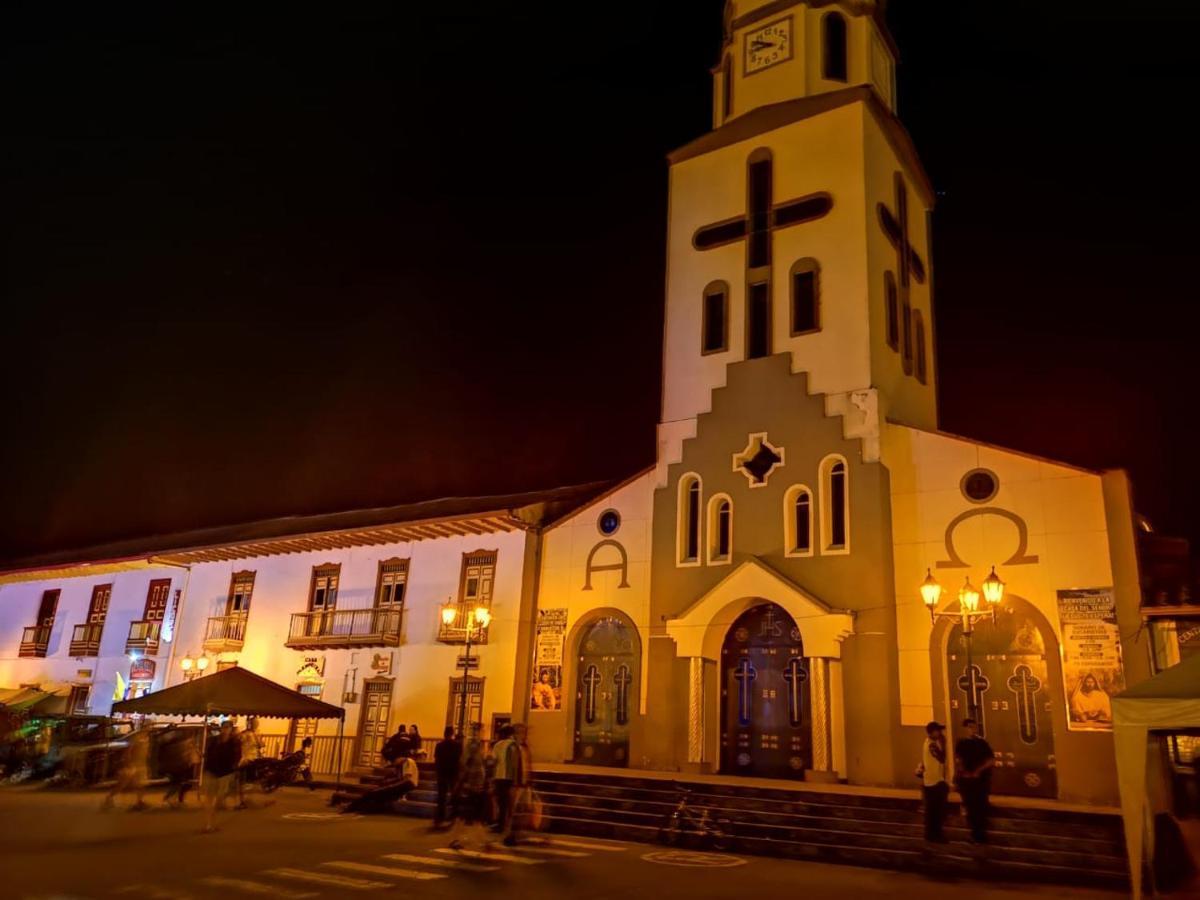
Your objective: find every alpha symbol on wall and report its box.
[582,539,631,590]
[733,433,785,487]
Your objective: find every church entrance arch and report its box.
[720,602,811,778]
[942,597,1059,798]
[572,615,638,767]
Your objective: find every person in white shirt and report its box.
[918,720,949,843]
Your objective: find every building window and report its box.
[376,558,409,607]
[747,281,771,359]
[748,153,772,269]
[790,259,820,335]
[823,12,849,82]
[702,281,729,354]
[819,455,850,554]
[721,53,733,120]
[37,589,60,627]
[227,571,255,614]
[885,271,899,350]
[440,551,497,642]
[913,308,928,384]
[784,486,814,557]
[309,564,340,611]
[708,495,733,565]
[678,474,702,565]
[67,685,91,715]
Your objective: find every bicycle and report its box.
[657,784,734,851]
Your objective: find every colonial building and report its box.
[0,0,1166,807]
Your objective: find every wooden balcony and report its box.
[69,623,104,657]
[284,607,402,650]
[19,625,51,658]
[203,613,249,653]
[125,620,161,655]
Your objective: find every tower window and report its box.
[819,455,850,554]
[721,54,733,121]
[702,281,729,354]
[678,474,702,565]
[784,486,814,557]
[748,155,772,269]
[885,272,899,351]
[708,495,733,565]
[823,13,849,82]
[747,282,771,359]
[790,259,820,335]
[913,309,928,384]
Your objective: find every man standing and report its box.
[433,726,460,828]
[236,716,262,809]
[920,721,949,842]
[954,718,996,844]
[489,725,517,834]
[203,721,241,833]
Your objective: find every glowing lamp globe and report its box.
[441,604,457,626]
[196,655,210,672]
[981,566,1006,607]
[180,655,194,672]
[473,607,491,629]
[958,577,981,614]
[920,569,943,610]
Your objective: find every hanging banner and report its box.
[531,609,567,711]
[1056,588,1125,732]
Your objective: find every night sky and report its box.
[4,1,1200,563]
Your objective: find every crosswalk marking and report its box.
[382,853,500,873]
[265,867,389,890]
[200,876,317,897]
[545,837,629,852]
[434,847,544,865]
[323,861,447,882]
[509,845,589,858]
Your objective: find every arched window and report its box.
[721,54,733,121]
[790,259,820,335]
[819,455,850,554]
[823,12,849,82]
[913,308,928,384]
[678,474,702,565]
[707,495,733,565]
[885,271,899,351]
[784,485,814,558]
[702,281,729,354]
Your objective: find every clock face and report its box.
[744,16,793,75]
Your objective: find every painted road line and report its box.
[381,853,500,873]
[544,838,629,852]
[112,885,194,899]
[264,867,389,889]
[200,876,317,898]
[509,845,590,858]
[433,847,544,865]
[323,861,447,882]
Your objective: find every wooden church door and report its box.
[947,604,1058,798]
[720,603,811,779]
[573,616,637,767]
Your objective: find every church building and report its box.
[0,0,1155,808]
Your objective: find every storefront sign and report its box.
[297,655,325,682]
[1056,588,1125,732]
[129,657,156,682]
[531,608,567,711]
[160,589,181,643]
[370,652,393,675]
[1178,619,1200,661]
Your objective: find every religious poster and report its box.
[1056,589,1125,732]
[531,608,567,711]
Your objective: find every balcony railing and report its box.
[69,623,104,657]
[19,625,51,658]
[284,607,402,650]
[125,620,161,655]
[203,613,249,652]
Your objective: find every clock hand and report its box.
[751,39,776,51]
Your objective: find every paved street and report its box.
[1,785,1122,900]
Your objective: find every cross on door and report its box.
[876,173,927,365]
[783,657,808,727]
[957,664,990,734]
[1007,664,1043,745]
[733,658,758,727]
[582,665,602,725]
[613,665,633,727]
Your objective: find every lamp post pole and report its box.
[458,614,474,740]
[443,602,491,741]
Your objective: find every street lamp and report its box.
[441,600,491,739]
[922,566,1005,721]
[180,652,209,681]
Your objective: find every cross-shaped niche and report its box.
[733,432,785,487]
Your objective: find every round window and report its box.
[598,509,621,536]
[961,469,999,504]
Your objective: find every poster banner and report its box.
[1056,588,1125,732]
[531,609,567,711]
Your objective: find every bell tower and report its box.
[713,1,897,128]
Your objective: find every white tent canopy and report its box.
[1112,652,1200,900]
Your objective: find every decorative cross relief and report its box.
[582,665,602,725]
[613,665,633,726]
[733,658,757,726]
[733,432,785,487]
[783,657,808,727]
[877,172,927,367]
[1007,664,1042,745]
[957,664,990,735]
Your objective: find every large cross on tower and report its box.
[733,657,758,727]
[876,173,927,370]
[693,151,833,359]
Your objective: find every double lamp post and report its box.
[440,600,490,739]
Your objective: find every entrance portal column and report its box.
[808,657,836,781]
[686,656,705,765]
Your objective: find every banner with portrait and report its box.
[531,608,567,711]
[1056,588,1125,732]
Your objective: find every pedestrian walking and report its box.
[489,725,518,835]
[161,727,199,807]
[954,717,996,844]
[433,725,460,827]
[202,720,242,833]
[102,727,149,811]
[503,724,533,846]
[448,723,488,851]
[918,721,949,842]
[236,716,262,809]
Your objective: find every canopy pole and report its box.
[335,716,344,792]
[198,706,210,790]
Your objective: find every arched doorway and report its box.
[573,615,638,767]
[720,602,811,778]
[946,600,1058,798]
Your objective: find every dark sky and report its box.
[4,1,1199,563]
